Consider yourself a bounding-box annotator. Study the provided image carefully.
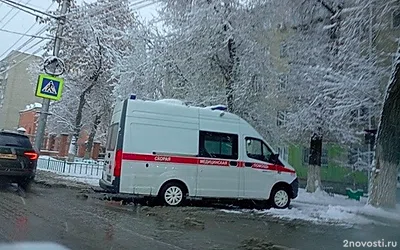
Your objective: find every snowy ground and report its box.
[36,156,400,227]
[37,156,101,186]
[220,189,400,227]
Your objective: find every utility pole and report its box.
[34,0,69,151]
[367,0,374,195]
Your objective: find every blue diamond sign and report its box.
[35,74,64,101]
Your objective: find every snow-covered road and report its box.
[1,177,399,250]
[36,156,400,230]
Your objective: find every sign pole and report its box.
[34,0,69,151]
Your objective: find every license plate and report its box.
[0,153,17,160]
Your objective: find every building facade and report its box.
[18,103,103,160]
[0,50,42,130]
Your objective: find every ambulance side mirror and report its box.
[271,153,280,164]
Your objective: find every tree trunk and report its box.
[306,132,323,193]
[67,36,102,162]
[369,146,398,208]
[368,57,400,208]
[84,114,101,159]
[67,92,86,162]
[225,36,238,113]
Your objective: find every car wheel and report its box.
[270,187,290,209]
[160,182,186,206]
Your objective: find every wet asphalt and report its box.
[0,183,398,250]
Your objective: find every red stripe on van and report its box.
[121,153,295,173]
[251,163,295,173]
[122,153,230,166]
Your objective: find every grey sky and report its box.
[0,0,159,60]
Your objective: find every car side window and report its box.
[246,137,274,163]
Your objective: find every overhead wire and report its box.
[0,1,19,24]
[0,0,32,29]
[64,0,156,21]
[0,28,53,39]
[0,0,46,20]
[0,25,48,59]
[0,0,21,24]
[0,0,158,75]
[0,0,58,19]
[0,38,45,75]
[64,0,157,31]
[63,0,155,18]
[0,1,55,59]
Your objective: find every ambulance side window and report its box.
[246,138,273,162]
[199,131,238,160]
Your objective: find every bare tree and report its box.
[43,0,136,161]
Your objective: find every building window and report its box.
[251,75,266,92]
[278,74,288,90]
[277,111,287,127]
[351,106,370,123]
[321,148,328,167]
[393,10,400,28]
[277,146,289,161]
[245,137,274,162]
[348,146,370,169]
[280,43,288,58]
[303,147,309,164]
[199,130,238,160]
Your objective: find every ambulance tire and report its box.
[159,182,186,206]
[270,186,290,209]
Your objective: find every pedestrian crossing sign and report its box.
[35,74,64,101]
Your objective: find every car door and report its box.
[196,130,240,198]
[242,137,277,199]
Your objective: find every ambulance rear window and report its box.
[106,123,119,151]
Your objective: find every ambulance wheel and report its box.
[160,182,186,206]
[270,187,290,209]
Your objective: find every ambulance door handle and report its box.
[229,161,237,166]
[244,162,252,167]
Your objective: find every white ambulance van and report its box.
[99,95,299,209]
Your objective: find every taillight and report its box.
[24,151,38,161]
[113,149,122,177]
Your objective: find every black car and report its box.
[0,130,38,189]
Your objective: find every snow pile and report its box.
[0,242,70,250]
[220,188,400,227]
[21,102,42,112]
[343,204,400,223]
[155,99,186,106]
[295,188,367,206]
[219,209,243,214]
[38,167,100,186]
[37,155,101,186]
[258,203,373,226]
[38,155,58,161]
